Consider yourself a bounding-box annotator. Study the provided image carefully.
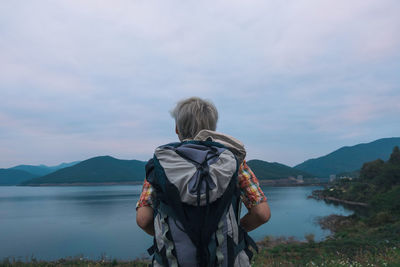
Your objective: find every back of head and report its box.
[171,97,218,141]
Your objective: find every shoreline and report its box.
[17,182,144,186]
[259,180,327,187]
[15,180,328,187]
[310,190,368,207]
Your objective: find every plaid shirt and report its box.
[136,160,267,210]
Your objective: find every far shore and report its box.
[259,179,328,187]
[18,182,145,186]
[15,179,328,187]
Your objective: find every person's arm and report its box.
[136,206,155,236]
[136,178,155,236]
[238,160,271,232]
[240,201,270,232]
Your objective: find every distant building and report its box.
[329,174,336,182]
[297,175,304,182]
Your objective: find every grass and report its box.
[252,236,400,267]
[0,257,150,267]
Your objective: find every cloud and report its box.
[0,0,399,167]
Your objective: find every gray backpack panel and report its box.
[155,145,236,206]
[153,204,251,267]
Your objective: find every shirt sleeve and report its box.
[136,178,154,210]
[238,160,267,209]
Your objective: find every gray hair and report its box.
[171,97,218,141]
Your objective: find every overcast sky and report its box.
[1,0,399,168]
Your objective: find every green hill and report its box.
[21,156,146,185]
[247,159,314,179]
[0,169,38,185]
[294,137,400,177]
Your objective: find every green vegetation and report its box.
[21,156,146,185]
[247,159,314,179]
[252,236,400,266]
[251,146,400,266]
[318,146,400,204]
[295,137,400,177]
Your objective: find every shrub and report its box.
[305,234,315,244]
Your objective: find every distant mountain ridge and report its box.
[21,156,146,185]
[10,161,80,177]
[294,137,400,177]
[5,137,399,186]
[19,157,313,186]
[0,169,38,185]
[247,159,314,180]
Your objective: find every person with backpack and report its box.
[136,97,271,267]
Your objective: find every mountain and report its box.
[10,161,80,177]
[247,159,314,180]
[21,156,146,185]
[294,137,400,177]
[0,169,38,185]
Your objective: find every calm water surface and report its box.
[0,185,352,261]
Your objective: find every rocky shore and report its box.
[309,189,368,207]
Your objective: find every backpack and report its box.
[146,140,258,267]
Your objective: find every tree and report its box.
[389,146,400,165]
[360,159,384,180]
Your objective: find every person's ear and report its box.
[175,125,179,135]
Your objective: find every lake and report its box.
[0,185,352,261]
